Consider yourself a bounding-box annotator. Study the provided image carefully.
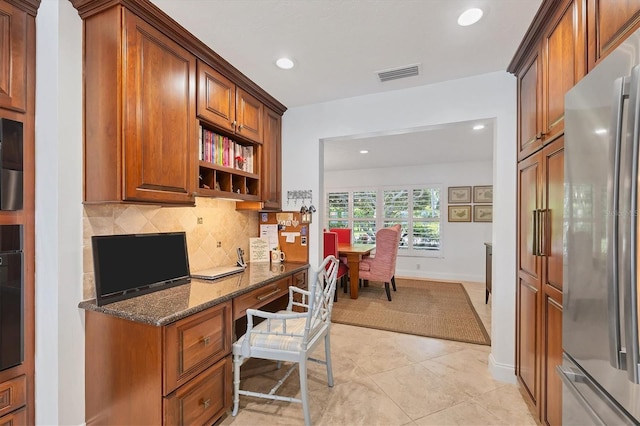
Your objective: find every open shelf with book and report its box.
[197,122,261,200]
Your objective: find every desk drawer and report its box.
[0,406,25,426]
[164,301,232,395]
[164,355,231,426]
[233,277,291,320]
[0,375,25,418]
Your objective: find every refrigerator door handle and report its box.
[624,64,640,384]
[557,365,607,426]
[540,209,547,257]
[607,76,628,370]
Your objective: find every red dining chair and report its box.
[323,232,349,301]
[329,228,352,244]
[329,228,351,266]
[358,225,401,301]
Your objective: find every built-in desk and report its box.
[78,262,309,426]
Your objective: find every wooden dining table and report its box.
[338,243,376,299]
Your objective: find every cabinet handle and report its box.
[232,120,237,129]
[532,210,538,256]
[540,209,547,257]
[200,398,211,409]
[202,336,210,346]
[256,287,281,301]
[535,132,547,140]
[238,124,244,131]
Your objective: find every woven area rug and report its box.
[331,279,491,346]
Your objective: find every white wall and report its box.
[325,161,493,282]
[282,71,517,382]
[35,1,84,424]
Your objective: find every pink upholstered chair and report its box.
[324,231,348,301]
[358,226,401,301]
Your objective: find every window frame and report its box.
[325,184,443,258]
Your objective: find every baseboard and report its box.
[395,269,484,283]
[488,352,516,384]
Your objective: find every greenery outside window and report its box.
[326,185,441,256]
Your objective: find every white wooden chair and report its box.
[231,255,339,425]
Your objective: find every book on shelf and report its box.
[199,126,255,173]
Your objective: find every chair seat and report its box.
[233,311,321,355]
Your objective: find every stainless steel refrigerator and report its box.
[562,29,640,425]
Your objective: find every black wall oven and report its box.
[0,224,23,371]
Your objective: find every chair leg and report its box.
[384,282,392,301]
[232,353,242,416]
[299,360,311,426]
[324,332,334,387]
[391,275,397,291]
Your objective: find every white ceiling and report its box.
[150,0,542,170]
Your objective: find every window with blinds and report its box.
[326,185,441,256]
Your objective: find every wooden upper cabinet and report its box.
[588,0,640,70]
[261,107,282,210]
[0,1,27,113]
[541,0,586,144]
[518,50,542,161]
[197,62,236,133]
[83,6,197,204]
[197,60,263,144]
[123,12,196,204]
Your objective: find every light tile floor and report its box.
[221,281,536,426]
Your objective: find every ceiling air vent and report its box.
[377,64,420,82]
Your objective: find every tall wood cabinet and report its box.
[510,0,640,424]
[72,0,286,206]
[0,1,39,424]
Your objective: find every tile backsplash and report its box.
[82,197,259,299]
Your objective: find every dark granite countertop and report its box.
[78,262,309,326]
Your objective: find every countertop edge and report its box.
[78,263,310,326]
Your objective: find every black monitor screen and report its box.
[92,232,190,306]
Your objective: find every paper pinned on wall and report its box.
[281,232,300,243]
[259,224,279,250]
[249,237,270,263]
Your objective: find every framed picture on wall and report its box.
[473,205,493,222]
[448,186,471,203]
[473,185,493,203]
[448,205,471,222]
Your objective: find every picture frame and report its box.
[473,205,493,222]
[448,186,471,203]
[473,185,493,203]
[448,205,471,222]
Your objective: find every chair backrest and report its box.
[359,227,400,282]
[329,228,351,244]
[323,232,339,258]
[303,255,339,347]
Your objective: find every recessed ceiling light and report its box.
[275,57,295,70]
[473,124,485,130]
[458,8,483,26]
[360,150,369,154]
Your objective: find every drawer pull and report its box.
[202,336,210,346]
[256,287,281,301]
[200,398,211,409]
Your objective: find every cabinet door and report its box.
[517,151,543,411]
[540,137,564,426]
[588,0,640,69]
[236,88,263,144]
[123,12,196,204]
[0,2,27,113]
[542,137,564,293]
[517,50,542,161]
[261,107,281,210]
[197,61,236,134]
[542,294,563,426]
[542,0,586,143]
